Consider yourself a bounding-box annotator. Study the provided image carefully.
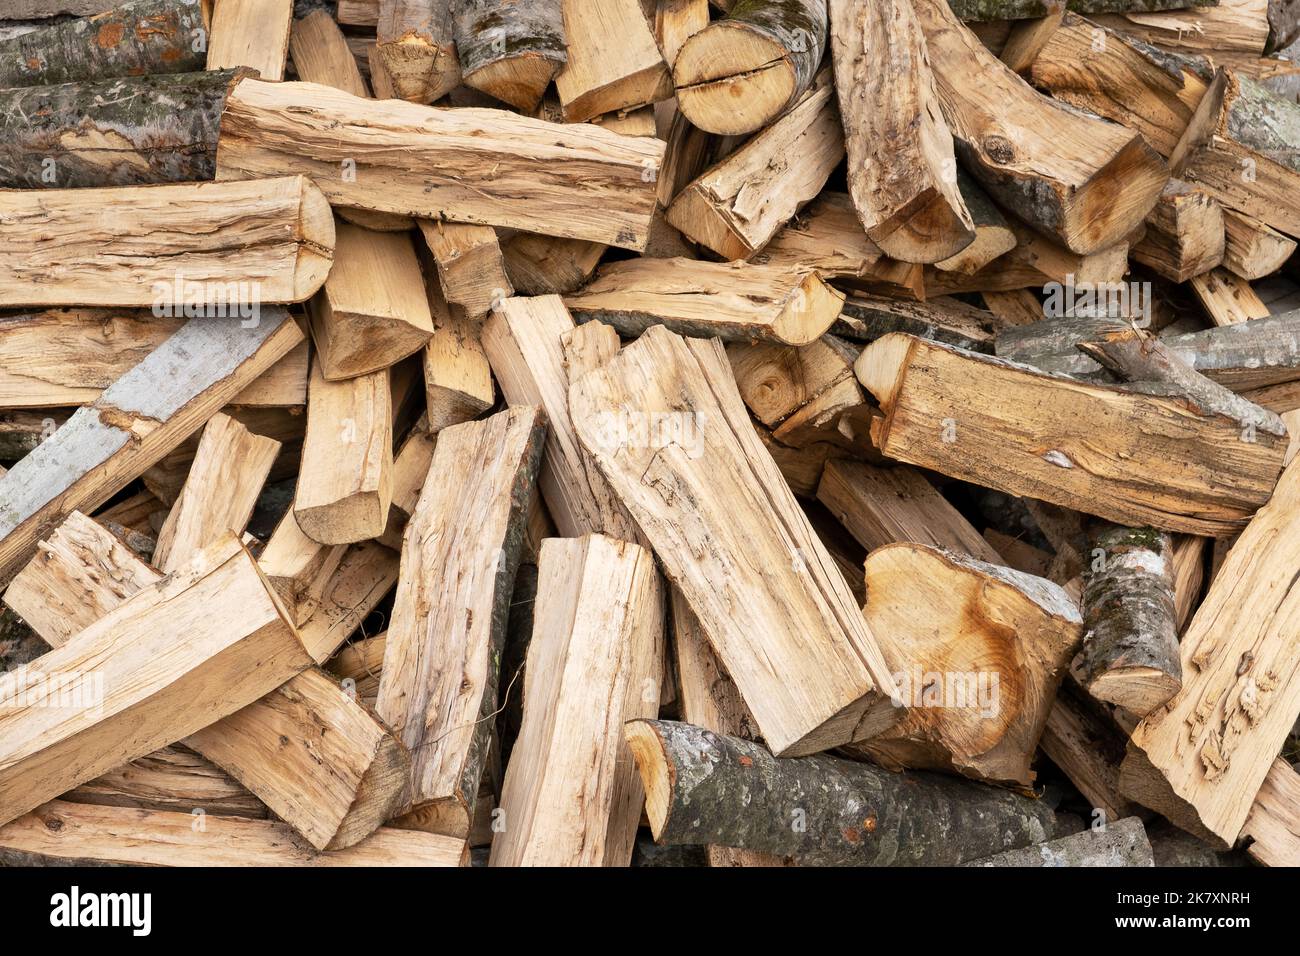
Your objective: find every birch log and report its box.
[376,0,460,103]
[454,0,566,113]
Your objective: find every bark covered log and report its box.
[950,0,1216,18]
[453,0,566,113]
[963,816,1154,866]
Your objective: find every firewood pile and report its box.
[2,0,1300,869]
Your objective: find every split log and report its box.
[68,745,265,819]
[756,191,884,278]
[665,69,843,260]
[1013,223,1131,286]
[309,221,434,380]
[327,633,388,703]
[625,720,1056,865]
[0,0,206,87]
[0,311,302,584]
[654,0,710,66]
[257,509,347,627]
[0,801,466,867]
[836,294,1002,352]
[1241,759,1300,865]
[933,173,1017,274]
[293,540,400,663]
[913,0,1169,255]
[215,78,665,250]
[855,333,1288,535]
[983,289,1048,327]
[849,543,1082,787]
[1039,684,1144,822]
[454,0,567,112]
[1131,181,1225,283]
[1121,455,1300,847]
[490,535,663,866]
[570,326,901,756]
[727,336,860,438]
[377,415,436,550]
[1189,269,1270,326]
[829,0,974,265]
[501,233,606,294]
[378,406,544,838]
[963,816,1153,866]
[206,0,292,79]
[672,0,826,136]
[376,0,459,103]
[0,176,333,308]
[555,0,671,122]
[423,298,495,433]
[418,220,513,317]
[997,3,1066,72]
[1090,0,1268,63]
[1222,209,1297,280]
[564,258,845,346]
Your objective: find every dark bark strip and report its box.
[949,0,1217,20]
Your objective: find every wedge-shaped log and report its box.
[625,720,1056,866]
[68,745,265,819]
[0,311,303,584]
[564,258,845,347]
[0,538,311,828]
[378,406,544,838]
[1241,759,1300,866]
[0,176,333,308]
[829,0,974,264]
[1120,456,1300,847]
[0,801,466,867]
[855,333,1287,535]
[215,78,665,250]
[259,509,348,627]
[418,220,512,318]
[757,191,883,278]
[376,0,459,103]
[206,0,291,79]
[570,326,901,756]
[933,172,1017,274]
[454,0,566,113]
[1131,180,1226,282]
[913,0,1169,254]
[555,0,671,122]
[1222,209,1296,280]
[423,296,494,433]
[490,535,664,867]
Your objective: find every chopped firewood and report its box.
[259,510,348,627]
[376,0,459,103]
[501,233,607,295]
[68,745,265,819]
[1040,684,1145,823]
[490,535,663,866]
[830,0,974,265]
[1189,268,1272,326]
[654,0,710,66]
[215,78,665,250]
[0,801,466,867]
[665,69,842,260]
[933,173,1017,274]
[951,0,1215,16]
[564,258,845,346]
[997,3,1066,73]
[856,333,1287,535]
[1131,180,1226,282]
[377,415,436,550]
[1091,0,1269,64]
[294,540,399,663]
[454,0,567,112]
[378,407,544,838]
[983,289,1047,327]
[728,335,859,434]
[569,326,900,756]
[1241,759,1300,866]
[0,0,206,87]
[626,720,1056,866]
[418,221,513,317]
[1015,224,1132,286]
[757,192,883,278]
[327,633,388,702]
[1121,456,1300,846]
[556,0,671,122]
[206,0,291,80]
[913,0,1169,255]
[423,300,495,433]
[964,816,1153,866]
[0,176,333,308]
[836,294,1001,352]
[1222,209,1298,280]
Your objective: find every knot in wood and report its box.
[982,135,1016,165]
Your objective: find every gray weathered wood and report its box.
[963,816,1154,866]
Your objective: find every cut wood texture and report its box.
[1241,759,1300,866]
[933,172,1017,274]
[855,333,1288,536]
[0,311,302,584]
[1131,180,1225,282]
[376,0,460,103]
[206,0,292,80]
[998,3,1066,73]
[454,0,567,112]
[836,294,1002,352]
[418,220,513,318]
[377,406,544,838]
[489,535,663,866]
[555,0,671,122]
[215,78,665,250]
[423,296,495,433]
[829,0,975,265]
[67,745,265,819]
[913,0,1169,255]
[564,258,845,346]
[964,816,1153,867]
[951,0,1216,16]
[757,191,883,278]
[569,326,901,756]
[1222,209,1297,280]
[1120,456,1300,848]
[672,0,826,136]
[625,720,1056,866]
[0,176,334,308]
[1189,269,1271,327]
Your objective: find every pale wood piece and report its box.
[0,801,466,867]
[1242,759,1300,866]
[855,333,1287,536]
[423,297,494,434]
[294,360,393,546]
[1014,224,1132,286]
[501,233,607,295]
[152,413,280,574]
[1222,209,1297,280]
[998,4,1065,72]
[983,289,1047,327]
[259,508,348,627]
[829,0,975,264]
[756,191,883,278]
[68,745,265,819]
[1121,456,1300,846]
[0,176,333,308]
[932,172,1018,274]
[490,535,663,866]
[556,0,671,123]
[728,335,859,434]
[569,326,901,756]
[294,540,399,664]
[1041,688,1143,823]
[207,0,292,80]
[1131,180,1225,283]
[327,633,388,702]
[376,0,459,103]
[1189,268,1271,326]
[455,0,567,112]
[836,293,1002,353]
[655,0,710,66]
[418,220,513,317]
[1091,0,1269,63]
[378,416,436,550]
[215,78,665,251]
[378,407,544,838]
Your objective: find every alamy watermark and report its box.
[1043,274,1152,326]
[152,273,262,327]
[890,667,1001,720]
[0,667,104,716]
[588,411,707,459]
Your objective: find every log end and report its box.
[672,25,797,137]
[324,731,412,851]
[464,53,564,114]
[624,718,672,840]
[1065,135,1171,256]
[871,191,979,266]
[294,178,336,302]
[294,489,392,547]
[1085,666,1181,719]
[853,332,915,410]
[774,272,847,346]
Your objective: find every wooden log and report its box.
[564,258,845,346]
[423,297,495,433]
[294,540,399,664]
[1189,268,1271,326]
[375,0,459,103]
[654,0,710,66]
[1222,208,1297,280]
[555,0,671,122]
[570,326,901,756]
[68,745,265,819]
[964,816,1153,866]
[378,406,544,838]
[997,3,1066,72]
[294,360,393,546]
[665,69,843,260]
[1131,180,1226,282]
[830,0,975,265]
[1090,0,1268,63]
[0,1,113,16]
[951,0,1216,17]
[489,535,663,866]
[0,801,466,867]
[727,335,859,434]
[206,0,292,79]
[913,0,1170,255]
[933,172,1018,274]
[501,233,607,294]
[1040,685,1144,822]
[453,0,567,112]
[418,220,513,318]
[215,78,665,251]
[626,720,1057,865]
[0,311,303,584]
[672,0,826,136]
[377,415,436,550]
[855,333,1287,536]
[254,509,346,626]
[836,294,1002,352]
[756,191,883,278]
[0,176,333,308]
[1241,758,1300,865]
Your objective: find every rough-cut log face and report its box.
[554,0,672,122]
[454,0,567,113]
[376,0,461,104]
[951,0,1218,19]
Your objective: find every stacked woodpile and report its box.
[1,0,1299,868]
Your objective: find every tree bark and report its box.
[454,0,566,113]
[963,816,1154,865]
